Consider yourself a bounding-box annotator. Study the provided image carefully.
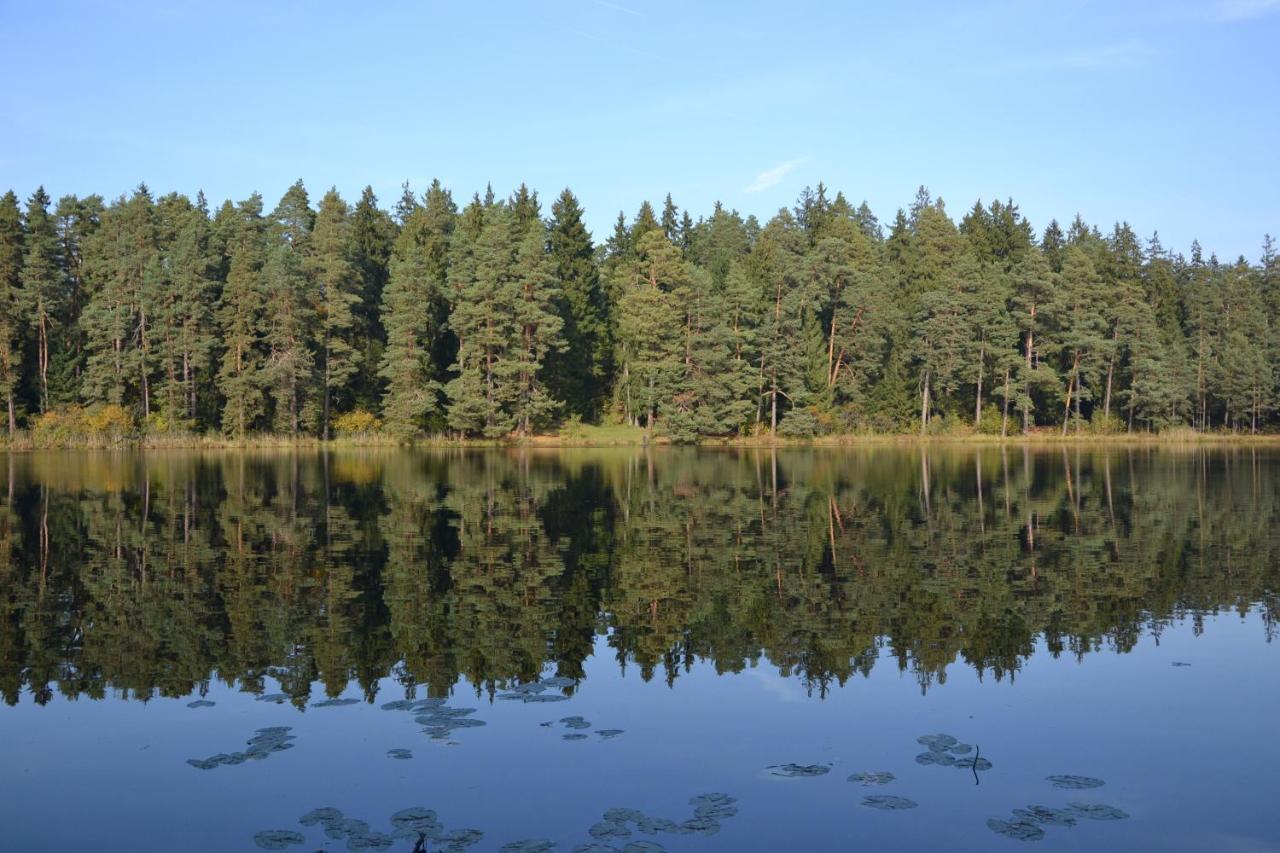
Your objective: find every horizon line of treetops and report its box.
[0,179,1276,442]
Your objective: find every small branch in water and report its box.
[972,744,981,786]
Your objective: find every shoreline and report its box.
[5,429,1280,452]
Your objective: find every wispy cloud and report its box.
[745,159,805,194]
[978,39,1155,76]
[1211,0,1280,20]
[591,0,644,17]
[1059,39,1154,69]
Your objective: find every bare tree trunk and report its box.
[1103,357,1114,420]
[974,345,985,429]
[6,394,14,436]
[920,370,930,436]
[1000,367,1010,437]
[1061,354,1077,437]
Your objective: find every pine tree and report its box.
[81,185,158,412]
[21,187,61,413]
[0,192,23,434]
[309,189,361,438]
[615,230,686,432]
[216,194,268,436]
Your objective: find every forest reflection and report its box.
[1,447,1276,708]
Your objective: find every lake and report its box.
[0,447,1277,852]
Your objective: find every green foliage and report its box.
[0,177,1274,440]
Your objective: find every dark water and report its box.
[0,447,1277,852]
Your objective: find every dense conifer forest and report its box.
[0,180,1275,442]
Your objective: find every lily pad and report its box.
[589,820,631,840]
[1068,802,1129,821]
[389,807,441,835]
[500,842,555,853]
[917,733,957,750]
[1013,806,1078,827]
[597,729,624,739]
[540,676,575,688]
[1046,775,1105,790]
[380,699,415,711]
[861,795,918,811]
[522,694,570,703]
[187,699,216,708]
[948,743,973,755]
[623,844,665,852]
[560,716,592,730]
[563,733,589,741]
[636,816,680,834]
[346,832,394,851]
[1171,661,1192,667]
[253,829,305,850]
[312,697,361,708]
[387,748,413,760]
[299,807,343,827]
[255,693,289,704]
[848,771,895,786]
[915,751,956,767]
[438,828,484,849]
[986,818,1045,841]
[573,846,617,853]
[677,816,721,836]
[604,808,645,823]
[768,763,831,778]
[953,756,992,771]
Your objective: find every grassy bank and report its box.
[6,422,1280,451]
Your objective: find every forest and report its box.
[0,179,1276,442]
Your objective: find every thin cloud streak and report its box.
[1212,0,1280,21]
[745,159,805,194]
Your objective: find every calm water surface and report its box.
[0,448,1277,852]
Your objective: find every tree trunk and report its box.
[770,368,778,434]
[6,394,14,436]
[1000,367,1010,438]
[1061,354,1077,437]
[1103,356,1114,420]
[920,370,931,435]
[974,344,985,429]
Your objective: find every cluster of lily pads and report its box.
[986,776,1129,842]
[186,699,215,708]
[496,675,576,704]
[313,697,362,707]
[380,696,487,741]
[915,733,992,772]
[767,763,831,778]
[187,726,295,770]
[255,805,484,851]
[581,791,739,847]
[542,715,623,741]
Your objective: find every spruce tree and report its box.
[544,189,606,419]
[216,194,268,437]
[379,180,455,437]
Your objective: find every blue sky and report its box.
[1,0,1276,259]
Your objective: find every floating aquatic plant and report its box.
[300,807,344,828]
[380,699,415,711]
[253,829,305,850]
[1067,802,1129,821]
[589,821,631,840]
[860,795,917,811]
[561,716,592,730]
[255,693,289,704]
[596,729,624,739]
[953,757,992,771]
[689,793,737,820]
[847,771,895,786]
[1012,806,1077,827]
[312,698,360,708]
[917,734,957,750]
[1046,775,1105,790]
[915,751,956,767]
[188,726,295,770]
[986,818,1046,841]
[521,694,570,703]
[186,699,215,708]
[387,748,412,760]
[767,763,831,778]
[389,807,441,836]
[563,733,589,741]
[1171,662,1192,667]
[622,844,666,852]
[500,841,555,852]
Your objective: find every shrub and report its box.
[332,409,382,435]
